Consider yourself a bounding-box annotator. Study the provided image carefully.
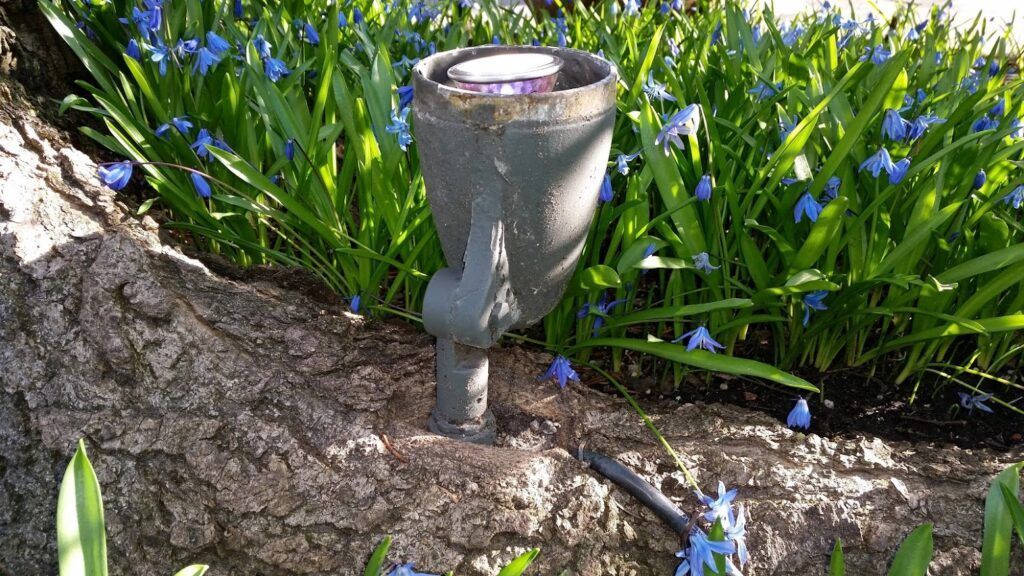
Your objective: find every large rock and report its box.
[0,21,1021,576]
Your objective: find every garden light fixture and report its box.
[413,46,617,443]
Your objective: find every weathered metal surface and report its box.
[414,46,617,442]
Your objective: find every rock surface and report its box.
[1,15,1022,576]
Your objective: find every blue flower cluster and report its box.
[674,481,749,576]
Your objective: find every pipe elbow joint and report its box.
[422,267,519,348]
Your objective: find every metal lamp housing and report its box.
[413,46,617,443]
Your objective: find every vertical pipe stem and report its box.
[428,337,496,443]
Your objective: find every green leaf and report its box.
[57,440,108,576]
[829,539,845,576]
[363,536,392,576]
[573,338,818,392]
[998,483,1024,547]
[611,299,753,327]
[887,524,933,576]
[790,196,849,273]
[171,566,209,576]
[497,549,540,576]
[981,464,1023,576]
[577,265,622,291]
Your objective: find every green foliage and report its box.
[43,0,1024,394]
[57,440,107,576]
[981,463,1023,576]
[829,539,845,576]
[55,440,208,576]
[887,524,933,576]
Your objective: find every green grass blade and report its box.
[981,464,1023,576]
[57,440,108,576]
[363,536,392,576]
[829,539,845,576]
[497,549,540,576]
[887,524,933,576]
[574,338,818,392]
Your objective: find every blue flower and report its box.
[673,555,690,576]
[577,293,626,336]
[386,106,413,151]
[1012,119,1024,139]
[694,174,712,201]
[337,11,347,27]
[881,108,910,141]
[253,35,273,59]
[972,115,998,132]
[233,0,243,18]
[387,563,438,576]
[298,21,320,45]
[353,7,364,24]
[687,527,736,576]
[1002,185,1024,209]
[127,1,162,36]
[397,84,414,109]
[284,138,295,161]
[599,173,614,203]
[541,355,580,389]
[990,98,1006,118]
[264,57,291,82]
[206,31,231,56]
[710,22,722,45]
[859,147,895,178]
[174,37,199,59]
[781,24,803,47]
[906,113,945,140]
[958,391,994,414]
[190,128,232,160]
[623,0,640,16]
[823,176,841,201]
[889,157,911,184]
[193,47,221,75]
[349,294,362,314]
[698,481,737,524]
[989,59,1001,77]
[616,151,641,176]
[155,116,192,138]
[725,505,749,566]
[973,56,987,68]
[906,20,927,40]
[97,161,133,190]
[553,14,568,47]
[642,72,676,102]
[962,70,981,94]
[655,104,701,155]
[190,172,212,198]
[147,40,171,76]
[802,290,828,326]
[692,252,719,274]
[787,397,811,429]
[747,81,781,101]
[779,115,799,142]
[973,170,987,190]
[859,44,892,65]
[125,38,142,62]
[643,243,657,258]
[673,326,725,353]
[794,192,823,223]
[393,55,420,70]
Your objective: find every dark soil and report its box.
[587,353,1024,452]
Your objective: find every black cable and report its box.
[575,448,690,536]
